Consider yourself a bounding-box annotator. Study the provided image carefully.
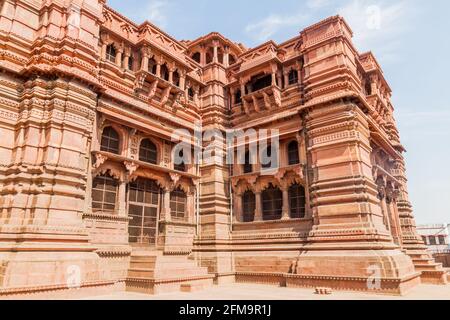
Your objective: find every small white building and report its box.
[417,224,450,253]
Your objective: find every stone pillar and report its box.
[162,187,172,222]
[283,70,290,87]
[234,193,242,223]
[123,52,130,70]
[100,32,109,60]
[101,42,107,60]
[254,191,263,221]
[187,191,195,224]
[299,127,313,219]
[193,86,200,105]
[118,179,127,217]
[213,41,219,63]
[230,87,235,106]
[377,180,392,232]
[200,46,206,65]
[240,82,246,97]
[281,185,290,220]
[386,184,402,246]
[115,46,123,67]
[140,47,149,71]
[156,61,161,78]
[224,47,230,67]
[179,72,186,90]
[271,64,277,86]
[277,71,283,88]
[168,67,174,83]
[271,72,277,86]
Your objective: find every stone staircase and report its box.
[407,250,448,285]
[126,251,214,295]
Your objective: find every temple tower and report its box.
[187,34,243,283]
[0,0,118,297]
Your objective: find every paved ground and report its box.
[83,283,450,300]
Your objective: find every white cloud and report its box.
[147,0,170,28]
[245,13,309,42]
[338,0,413,62]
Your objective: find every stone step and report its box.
[414,263,444,272]
[412,258,436,265]
[130,260,200,269]
[180,279,214,293]
[126,274,215,295]
[128,266,209,279]
[130,254,192,262]
[127,252,214,295]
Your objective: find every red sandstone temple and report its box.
[0,0,447,298]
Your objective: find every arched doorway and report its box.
[128,178,161,247]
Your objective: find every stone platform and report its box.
[125,251,215,295]
[84,283,450,300]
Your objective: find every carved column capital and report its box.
[141,45,151,58]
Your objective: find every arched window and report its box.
[92,174,118,212]
[242,191,256,222]
[171,187,187,220]
[243,151,253,174]
[262,184,282,221]
[174,148,186,172]
[288,69,298,85]
[235,89,242,104]
[288,141,300,165]
[101,127,120,154]
[289,184,306,219]
[192,52,201,63]
[139,139,157,164]
[173,70,180,87]
[148,57,157,74]
[160,63,169,81]
[106,44,117,63]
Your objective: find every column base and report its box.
[232,248,421,295]
[0,250,116,299]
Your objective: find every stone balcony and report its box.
[134,70,184,101]
[232,85,282,117]
[92,150,199,181]
[231,164,305,191]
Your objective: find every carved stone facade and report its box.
[0,1,447,298]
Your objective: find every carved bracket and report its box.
[93,153,108,169]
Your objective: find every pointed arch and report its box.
[139,138,158,164]
[289,183,306,219]
[261,183,282,221]
[101,126,120,154]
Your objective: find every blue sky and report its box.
[108,0,450,224]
